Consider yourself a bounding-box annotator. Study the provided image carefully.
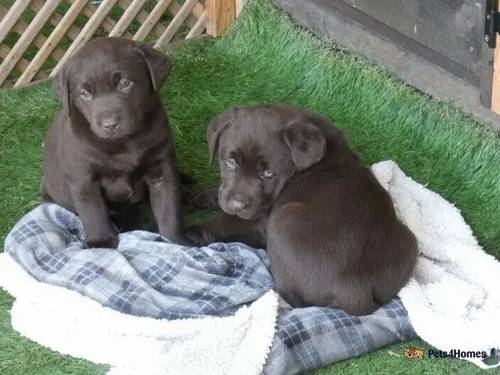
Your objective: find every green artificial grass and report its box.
[1,0,499,373]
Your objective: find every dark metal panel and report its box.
[304,0,480,86]
[273,0,500,131]
[341,0,485,77]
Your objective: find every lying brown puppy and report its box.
[42,37,186,248]
[189,104,418,315]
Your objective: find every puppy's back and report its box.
[267,114,418,315]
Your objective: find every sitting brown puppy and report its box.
[42,37,186,248]
[188,104,418,315]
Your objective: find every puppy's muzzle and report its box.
[99,112,120,132]
[228,198,249,212]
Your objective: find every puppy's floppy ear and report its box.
[53,68,71,116]
[207,109,237,164]
[281,121,326,171]
[135,42,171,91]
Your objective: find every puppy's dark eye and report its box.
[225,158,237,169]
[260,169,274,179]
[118,78,133,90]
[79,89,92,100]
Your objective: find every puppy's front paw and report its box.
[185,226,213,247]
[169,234,193,247]
[84,235,119,249]
[158,228,193,246]
[193,188,220,210]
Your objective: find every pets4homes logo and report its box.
[404,347,491,360]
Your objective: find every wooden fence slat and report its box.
[143,2,199,40]
[31,0,80,41]
[0,0,75,78]
[115,0,140,38]
[0,0,62,86]
[82,2,116,33]
[9,17,52,54]
[0,0,31,45]
[206,0,235,37]
[14,0,70,62]
[0,0,68,72]
[29,0,80,62]
[155,0,199,47]
[51,0,118,77]
[15,0,88,87]
[0,44,30,73]
[133,0,173,41]
[186,10,207,39]
[191,2,206,19]
[134,8,166,40]
[109,0,147,37]
[0,6,56,74]
[168,1,203,29]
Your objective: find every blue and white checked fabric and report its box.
[4,204,415,374]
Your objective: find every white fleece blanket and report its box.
[0,254,279,375]
[372,161,500,369]
[1,160,499,372]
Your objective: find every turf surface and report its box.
[0,0,499,373]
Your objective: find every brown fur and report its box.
[42,37,187,248]
[188,104,418,315]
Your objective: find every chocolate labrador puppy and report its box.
[188,104,418,315]
[42,37,186,248]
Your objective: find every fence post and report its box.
[492,1,500,114]
[206,0,236,37]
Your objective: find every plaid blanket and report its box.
[4,204,415,374]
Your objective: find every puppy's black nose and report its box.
[229,199,249,211]
[101,115,120,130]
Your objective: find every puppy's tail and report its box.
[371,222,419,305]
[331,279,381,316]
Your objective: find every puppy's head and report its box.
[53,37,171,140]
[208,105,326,220]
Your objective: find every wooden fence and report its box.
[0,0,242,88]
